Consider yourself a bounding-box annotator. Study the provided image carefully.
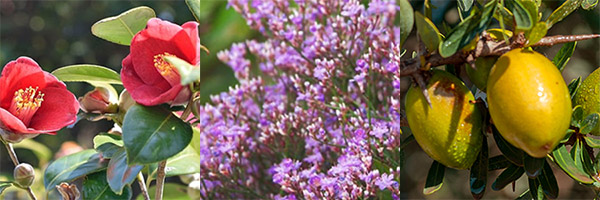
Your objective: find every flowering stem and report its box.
[154,160,167,200]
[137,172,150,200]
[1,141,37,200]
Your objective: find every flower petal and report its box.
[0,57,47,109]
[121,55,180,106]
[28,87,78,132]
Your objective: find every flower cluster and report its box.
[202,0,400,198]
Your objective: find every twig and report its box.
[2,141,37,200]
[137,172,150,200]
[155,160,167,200]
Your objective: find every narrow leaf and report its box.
[538,161,559,199]
[507,0,533,30]
[526,22,547,46]
[107,149,143,194]
[91,6,156,45]
[423,161,445,195]
[82,171,132,200]
[470,139,488,199]
[439,0,496,57]
[458,0,474,12]
[185,0,200,22]
[492,125,524,166]
[491,164,524,191]
[52,65,122,85]
[581,113,599,135]
[546,0,583,29]
[516,189,533,200]
[414,12,442,51]
[552,42,577,72]
[528,178,542,200]
[163,56,200,85]
[584,136,600,148]
[567,77,581,99]
[44,150,108,190]
[560,129,575,143]
[552,145,594,184]
[523,154,545,178]
[571,105,584,128]
[122,105,193,164]
[488,155,511,171]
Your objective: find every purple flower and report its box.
[375,173,398,190]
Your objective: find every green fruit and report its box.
[574,67,600,135]
[405,70,483,169]
[487,48,572,158]
[466,56,498,92]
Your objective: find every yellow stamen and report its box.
[9,86,44,126]
[154,52,177,77]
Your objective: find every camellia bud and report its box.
[13,163,35,188]
[78,87,117,114]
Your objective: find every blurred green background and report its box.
[0,0,194,198]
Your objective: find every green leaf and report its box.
[567,77,582,99]
[96,143,122,159]
[506,0,533,31]
[52,64,122,85]
[525,22,547,46]
[163,56,200,85]
[148,143,200,179]
[552,42,577,72]
[582,0,598,9]
[470,139,488,199]
[523,154,545,178]
[439,0,496,57]
[185,0,200,22]
[572,105,584,127]
[491,164,524,190]
[423,161,445,195]
[44,149,108,190]
[581,113,599,135]
[527,178,542,200]
[458,0,474,12]
[0,182,12,195]
[93,134,123,149]
[561,129,575,143]
[552,145,594,184]
[414,12,442,51]
[122,105,193,164]
[546,0,583,29]
[107,149,143,194]
[400,0,414,47]
[585,136,600,148]
[83,171,132,200]
[191,127,200,155]
[492,125,524,166]
[494,4,515,30]
[135,183,190,200]
[12,139,52,166]
[538,161,559,199]
[91,6,156,45]
[488,155,511,171]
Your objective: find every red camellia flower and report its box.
[0,57,79,140]
[121,18,199,106]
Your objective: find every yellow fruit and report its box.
[465,56,498,92]
[487,48,572,158]
[405,70,483,169]
[574,67,600,135]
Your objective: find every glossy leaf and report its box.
[0,182,11,195]
[488,155,511,171]
[584,136,600,148]
[185,0,200,22]
[423,161,445,195]
[93,134,123,149]
[552,42,577,72]
[148,143,200,179]
[538,162,559,198]
[83,171,132,200]
[492,126,524,166]
[581,113,599,135]
[581,141,597,176]
[491,164,524,190]
[567,77,581,99]
[507,0,533,31]
[44,149,108,190]
[552,145,594,184]
[52,64,122,85]
[546,0,583,29]
[439,0,496,57]
[96,142,122,159]
[163,56,200,85]
[122,105,193,164]
[91,6,156,45]
[582,0,598,9]
[470,139,488,199]
[107,149,143,194]
[399,0,414,46]
[523,154,545,178]
[414,12,442,51]
[525,22,547,46]
[571,106,584,127]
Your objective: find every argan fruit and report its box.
[466,56,498,92]
[487,48,571,158]
[574,67,600,135]
[405,70,483,169]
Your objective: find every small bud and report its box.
[118,90,135,113]
[13,163,35,188]
[79,87,117,114]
